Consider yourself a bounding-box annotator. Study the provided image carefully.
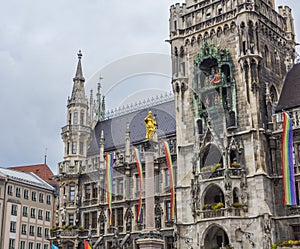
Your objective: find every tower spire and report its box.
[69,50,87,105]
[73,50,85,82]
[97,75,104,121]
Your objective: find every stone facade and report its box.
[52,1,300,249]
[51,52,177,249]
[169,0,297,248]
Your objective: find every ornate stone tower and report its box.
[57,51,92,248]
[169,0,295,248]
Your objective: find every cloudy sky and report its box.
[0,0,299,173]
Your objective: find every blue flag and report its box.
[51,244,59,249]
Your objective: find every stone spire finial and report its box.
[73,50,85,82]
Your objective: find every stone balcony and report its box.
[200,167,242,180]
[50,228,89,239]
[197,207,243,219]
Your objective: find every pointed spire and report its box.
[97,75,104,121]
[101,96,106,120]
[73,50,85,82]
[69,50,87,105]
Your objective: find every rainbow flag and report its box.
[84,240,93,249]
[163,141,175,219]
[282,112,297,206]
[134,147,143,222]
[106,153,114,225]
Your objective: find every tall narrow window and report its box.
[9,239,15,249]
[29,225,34,236]
[46,195,51,205]
[84,213,89,229]
[92,183,98,199]
[23,206,28,217]
[46,211,51,221]
[20,241,26,249]
[79,141,84,155]
[265,45,270,67]
[30,208,36,218]
[11,204,17,216]
[92,211,97,228]
[22,224,27,235]
[85,184,91,199]
[72,142,77,154]
[39,193,44,203]
[68,112,72,125]
[16,187,21,197]
[10,221,16,233]
[7,185,13,195]
[32,191,37,201]
[73,111,78,125]
[70,185,75,201]
[37,227,42,237]
[166,201,172,220]
[117,208,123,227]
[38,209,43,220]
[24,189,29,199]
[69,214,74,225]
[44,228,49,238]
[80,111,85,125]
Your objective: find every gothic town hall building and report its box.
[51,0,300,248]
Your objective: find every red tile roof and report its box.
[9,164,58,186]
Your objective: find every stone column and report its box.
[136,141,164,249]
[144,151,155,229]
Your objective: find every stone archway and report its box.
[203,225,230,249]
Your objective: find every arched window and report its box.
[264,45,270,67]
[270,85,278,114]
[203,184,225,208]
[201,144,223,168]
[233,188,239,203]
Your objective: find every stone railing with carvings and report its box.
[273,109,300,131]
[105,92,174,120]
[287,206,300,216]
[197,207,243,219]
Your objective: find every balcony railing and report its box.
[198,207,242,219]
[50,228,88,238]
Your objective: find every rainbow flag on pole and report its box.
[84,240,93,249]
[282,112,297,206]
[134,147,143,222]
[163,141,175,219]
[106,153,114,225]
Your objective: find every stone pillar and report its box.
[136,141,164,249]
[145,151,155,229]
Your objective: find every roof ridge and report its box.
[105,91,174,119]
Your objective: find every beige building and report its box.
[0,167,55,249]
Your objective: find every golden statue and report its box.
[144,111,156,140]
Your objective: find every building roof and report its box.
[276,63,300,112]
[9,164,58,187]
[0,167,54,191]
[87,100,176,155]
